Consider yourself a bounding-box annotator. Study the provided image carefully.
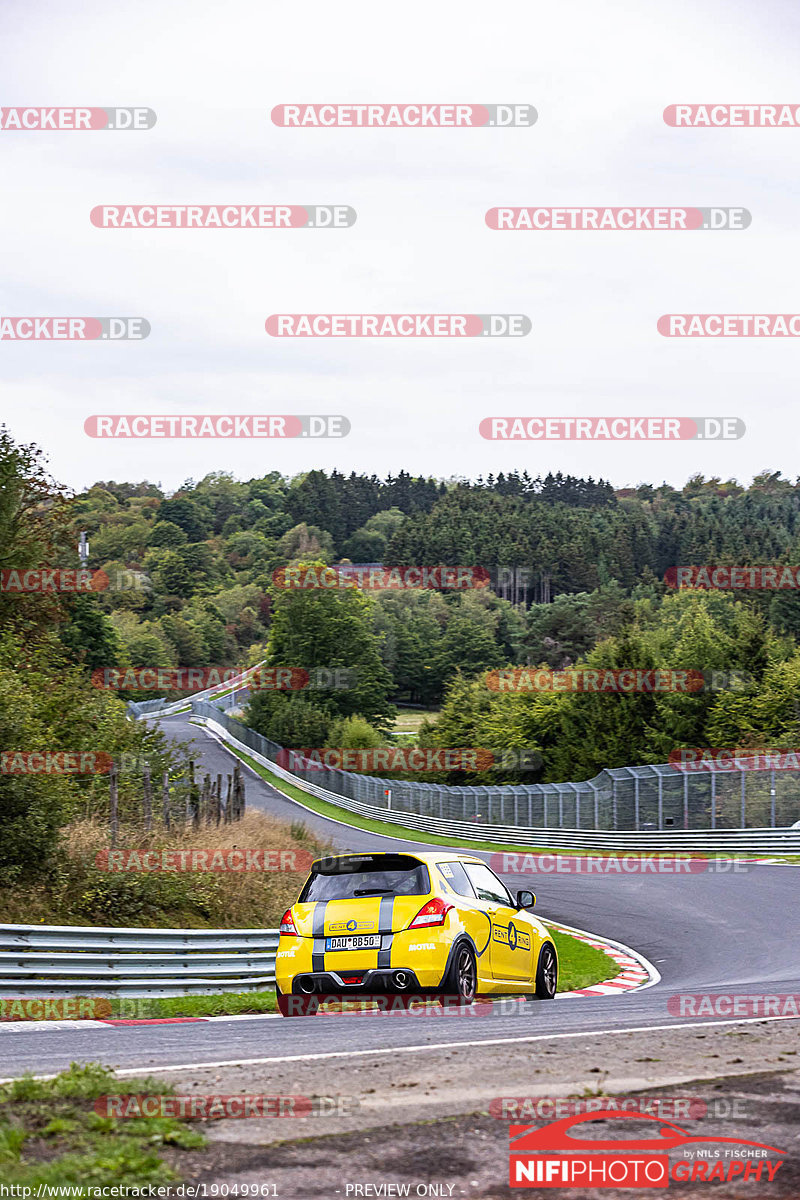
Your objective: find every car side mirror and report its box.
[516,890,535,909]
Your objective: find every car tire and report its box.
[534,942,558,999]
[442,941,478,1005]
[276,986,319,1017]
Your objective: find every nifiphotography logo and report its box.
[508,1111,786,1188]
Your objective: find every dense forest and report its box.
[4,425,800,881]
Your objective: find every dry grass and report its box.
[0,812,330,928]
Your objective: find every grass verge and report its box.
[106,992,278,1019]
[392,707,440,735]
[0,1062,204,1192]
[549,929,620,991]
[0,810,327,928]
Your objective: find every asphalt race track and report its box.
[1,711,798,1079]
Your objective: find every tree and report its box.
[149,520,188,549]
[263,560,395,730]
[325,715,384,749]
[247,693,333,748]
[277,523,335,562]
[0,426,69,639]
[159,615,207,666]
[157,496,209,541]
[58,595,121,670]
[155,551,193,598]
[431,614,503,687]
[341,528,387,562]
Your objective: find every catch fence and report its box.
[192,704,800,838]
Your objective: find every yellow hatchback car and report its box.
[275,851,558,1014]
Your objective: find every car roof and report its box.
[311,850,484,866]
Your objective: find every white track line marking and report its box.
[4,1013,797,1083]
[0,1020,109,1033]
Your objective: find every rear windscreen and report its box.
[299,856,430,902]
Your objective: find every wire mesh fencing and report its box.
[190,703,800,832]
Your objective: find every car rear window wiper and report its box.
[353,888,394,896]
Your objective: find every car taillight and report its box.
[279,908,298,935]
[408,897,453,928]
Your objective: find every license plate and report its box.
[325,934,382,951]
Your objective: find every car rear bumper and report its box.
[288,967,425,995]
[276,931,453,993]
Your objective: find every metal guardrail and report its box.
[126,682,800,844]
[187,707,800,836]
[196,709,800,854]
[126,663,263,720]
[0,924,279,997]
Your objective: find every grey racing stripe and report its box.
[311,901,328,973]
[376,895,395,969]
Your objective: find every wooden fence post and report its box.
[224,775,232,823]
[186,761,195,826]
[109,763,119,848]
[162,771,171,830]
[142,763,153,833]
[199,775,210,829]
[188,760,201,828]
[232,764,245,820]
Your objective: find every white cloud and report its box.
[2,0,799,489]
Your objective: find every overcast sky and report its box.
[2,0,799,494]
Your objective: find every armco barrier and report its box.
[126,663,263,720]
[0,924,279,997]
[193,708,800,853]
